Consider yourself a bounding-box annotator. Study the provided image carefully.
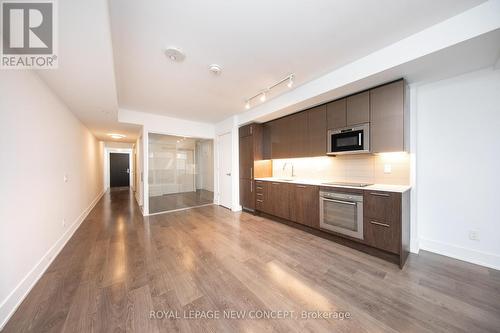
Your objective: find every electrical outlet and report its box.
[469,230,479,241]
[384,164,392,174]
[62,218,66,227]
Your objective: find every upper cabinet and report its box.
[370,80,407,153]
[307,105,327,156]
[346,91,370,126]
[326,99,346,129]
[253,79,407,159]
[327,91,370,129]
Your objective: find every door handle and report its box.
[370,220,390,228]
[321,198,356,206]
[370,192,389,197]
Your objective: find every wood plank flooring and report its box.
[3,189,500,332]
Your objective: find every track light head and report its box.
[260,92,267,102]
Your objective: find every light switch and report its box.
[384,164,392,174]
[64,174,69,183]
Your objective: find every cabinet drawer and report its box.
[364,191,401,222]
[363,217,400,254]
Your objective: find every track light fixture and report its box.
[243,73,295,110]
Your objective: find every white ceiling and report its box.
[108,0,485,123]
[37,0,488,141]
[36,0,140,142]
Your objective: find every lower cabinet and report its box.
[269,182,290,219]
[254,181,410,268]
[289,184,319,228]
[363,190,401,254]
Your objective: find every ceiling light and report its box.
[260,91,267,102]
[244,73,295,109]
[108,133,126,139]
[164,47,186,62]
[209,64,222,75]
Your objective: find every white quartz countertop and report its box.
[254,177,411,193]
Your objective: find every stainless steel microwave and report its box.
[327,123,370,155]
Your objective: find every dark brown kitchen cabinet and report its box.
[239,179,254,210]
[239,135,253,179]
[288,112,308,157]
[289,184,319,228]
[327,98,346,129]
[363,190,403,256]
[269,118,289,159]
[239,124,271,211]
[370,80,407,153]
[268,182,290,219]
[346,91,369,126]
[306,105,327,156]
[255,180,270,214]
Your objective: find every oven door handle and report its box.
[321,197,357,206]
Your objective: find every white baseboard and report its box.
[0,190,106,330]
[419,237,500,270]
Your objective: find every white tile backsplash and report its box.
[272,153,409,185]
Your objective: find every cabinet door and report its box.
[288,112,308,158]
[363,191,401,254]
[307,105,327,157]
[239,179,254,210]
[269,182,290,219]
[327,98,347,129]
[255,181,270,213]
[239,135,253,179]
[290,185,319,227]
[269,118,289,159]
[239,124,253,137]
[346,91,369,126]
[370,80,404,153]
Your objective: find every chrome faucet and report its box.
[282,162,295,178]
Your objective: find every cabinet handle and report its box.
[370,220,390,228]
[370,192,390,197]
[256,193,263,196]
[271,182,280,185]
[250,125,253,134]
[250,181,253,192]
[256,186,263,190]
[256,199,263,203]
[296,185,307,188]
[250,167,253,179]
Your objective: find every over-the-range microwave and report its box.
[327,123,370,155]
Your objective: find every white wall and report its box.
[416,67,500,269]
[0,71,105,328]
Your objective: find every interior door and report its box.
[218,133,232,209]
[110,153,130,187]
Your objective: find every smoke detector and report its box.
[164,47,185,62]
[209,64,222,75]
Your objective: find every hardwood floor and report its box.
[149,189,214,214]
[3,189,500,332]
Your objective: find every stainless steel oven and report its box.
[327,123,370,155]
[319,190,364,239]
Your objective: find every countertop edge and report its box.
[254,178,411,193]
